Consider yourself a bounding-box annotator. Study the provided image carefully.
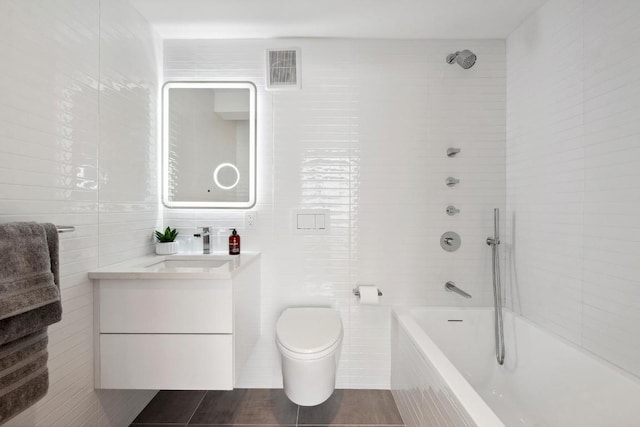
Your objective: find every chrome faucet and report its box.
[200,227,211,254]
[445,281,471,299]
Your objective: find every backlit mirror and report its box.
[162,81,256,208]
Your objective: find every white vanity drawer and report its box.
[97,279,232,333]
[98,334,233,390]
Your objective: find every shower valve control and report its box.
[447,148,461,157]
[440,231,461,252]
[446,177,460,187]
[446,205,460,216]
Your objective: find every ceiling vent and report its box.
[266,48,301,90]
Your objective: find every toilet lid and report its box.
[276,308,343,354]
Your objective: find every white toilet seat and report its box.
[276,307,343,359]
[276,335,342,360]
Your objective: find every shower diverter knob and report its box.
[440,231,461,252]
[446,177,460,187]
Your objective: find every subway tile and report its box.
[0,0,160,425]
[506,0,640,379]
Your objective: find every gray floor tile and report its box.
[132,389,404,427]
[132,390,206,424]
[130,424,186,427]
[297,390,404,426]
[188,389,298,425]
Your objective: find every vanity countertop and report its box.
[88,252,260,280]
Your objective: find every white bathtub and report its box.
[391,307,640,427]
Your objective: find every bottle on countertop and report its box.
[229,229,240,255]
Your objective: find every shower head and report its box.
[446,50,477,69]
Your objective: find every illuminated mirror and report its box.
[162,81,256,208]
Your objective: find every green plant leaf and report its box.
[155,227,178,242]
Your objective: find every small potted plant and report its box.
[155,226,179,255]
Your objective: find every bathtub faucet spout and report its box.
[445,281,472,299]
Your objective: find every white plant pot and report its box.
[155,241,178,255]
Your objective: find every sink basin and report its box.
[88,253,259,280]
[144,259,229,271]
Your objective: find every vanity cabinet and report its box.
[90,254,260,390]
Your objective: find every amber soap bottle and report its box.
[229,229,240,255]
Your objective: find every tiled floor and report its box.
[130,389,405,426]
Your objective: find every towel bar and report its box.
[56,226,75,233]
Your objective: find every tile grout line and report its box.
[295,404,300,427]
[184,391,208,426]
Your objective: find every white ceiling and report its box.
[129,0,547,40]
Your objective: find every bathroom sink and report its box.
[88,252,259,280]
[144,259,229,271]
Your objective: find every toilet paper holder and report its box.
[353,287,383,297]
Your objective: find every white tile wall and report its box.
[98,0,162,267]
[163,38,506,389]
[0,0,161,425]
[505,0,585,343]
[506,0,640,378]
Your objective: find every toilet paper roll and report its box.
[358,285,379,305]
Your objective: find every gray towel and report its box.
[42,223,59,290]
[0,222,60,320]
[0,222,62,346]
[0,223,61,422]
[0,330,49,424]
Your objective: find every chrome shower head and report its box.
[446,50,477,69]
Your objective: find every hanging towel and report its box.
[0,222,61,422]
[0,223,62,346]
[0,330,49,424]
[0,222,60,320]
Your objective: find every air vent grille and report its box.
[267,48,300,89]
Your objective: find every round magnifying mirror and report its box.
[213,163,240,190]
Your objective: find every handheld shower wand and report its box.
[487,208,505,365]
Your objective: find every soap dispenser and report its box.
[229,229,240,255]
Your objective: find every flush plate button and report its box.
[292,209,330,235]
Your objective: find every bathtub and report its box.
[391,307,640,427]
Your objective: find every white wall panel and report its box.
[0,0,161,425]
[506,0,640,379]
[505,0,585,344]
[582,0,640,378]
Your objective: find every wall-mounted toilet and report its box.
[276,307,343,406]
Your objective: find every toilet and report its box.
[276,307,343,406]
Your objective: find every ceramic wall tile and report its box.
[506,0,640,378]
[0,0,161,425]
[163,38,506,388]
